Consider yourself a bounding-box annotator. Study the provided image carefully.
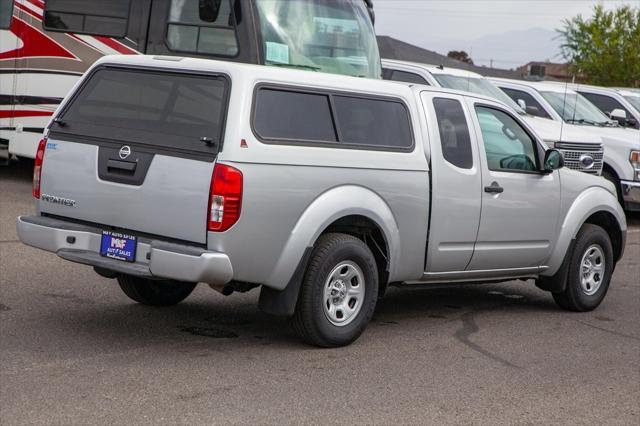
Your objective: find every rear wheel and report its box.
[292,233,378,347]
[552,224,613,312]
[117,275,196,306]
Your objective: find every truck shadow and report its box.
[0,157,34,181]
[37,281,559,352]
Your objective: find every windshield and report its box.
[433,74,526,114]
[255,0,381,78]
[624,95,640,112]
[540,91,613,125]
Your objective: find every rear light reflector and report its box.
[208,163,243,232]
[33,138,47,198]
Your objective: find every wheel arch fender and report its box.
[264,185,400,291]
[545,186,627,276]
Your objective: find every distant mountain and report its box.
[417,28,562,68]
[464,28,562,68]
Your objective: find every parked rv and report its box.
[381,59,605,176]
[0,0,379,161]
[491,79,640,212]
[18,55,626,346]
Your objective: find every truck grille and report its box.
[555,142,604,175]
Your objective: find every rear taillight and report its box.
[208,163,243,232]
[32,138,47,198]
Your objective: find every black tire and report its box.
[552,224,614,312]
[602,169,623,207]
[292,233,379,347]
[117,275,196,306]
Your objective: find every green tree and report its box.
[447,50,474,65]
[558,4,640,87]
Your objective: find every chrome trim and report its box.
[555,143,604,175]
[406,266,548,284]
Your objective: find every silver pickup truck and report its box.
[17,56,627,347]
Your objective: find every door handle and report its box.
[107,159,137,173]
[484,181,504,193]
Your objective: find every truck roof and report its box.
[488,77,580,95]
[382,59,484,79]
[91,55,506,107]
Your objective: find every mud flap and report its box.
[258,247,313,317]
[536,238,576,293]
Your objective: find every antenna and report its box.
[465,46,473,92]
[559,81,568,143]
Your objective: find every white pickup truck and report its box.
[17,56,626,346]
[490,78,640,212]
[381,60,606,176]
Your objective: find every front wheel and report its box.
[292,233,379,347]
[117,275,196,306]
[552,224,614,312]
[602,169,623,207]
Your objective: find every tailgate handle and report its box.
[107,159,137,173]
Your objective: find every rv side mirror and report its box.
[543,149,564,173]
[517,99,526,109]
[364,0,375,25]
[199,0,222,23]
[609,108,627,125]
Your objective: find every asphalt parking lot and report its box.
[1,160,639,425]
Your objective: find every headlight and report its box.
[631,150,640,181]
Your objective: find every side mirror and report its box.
[609,108,627,125]
[517,99,527,109]
[525,105,541,116]
[199,0,221,23]
[543,149,564,173]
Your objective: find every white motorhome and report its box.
[0,0,379,163]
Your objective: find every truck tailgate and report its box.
[37,65,230,244]
[39,141,213,244]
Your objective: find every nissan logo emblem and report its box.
[579,154,595,169]
[119,145,131,160]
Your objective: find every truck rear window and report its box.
[57,68,229,155]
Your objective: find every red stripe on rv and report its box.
[14,2,43,20]
[26,0,45,10]
[94,36,139,55]
[0,17,75,60]
[0,110,53,119]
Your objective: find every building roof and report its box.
[376,36,523,80]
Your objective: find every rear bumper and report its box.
[621,180,640,211]
[16,215,233,286]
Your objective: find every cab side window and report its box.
[433,98,473,169]
[501,87,551,119]
[167,0,238,57]
[0,0,13,29]
[475,106,538,172]
[385,69,429,85]
[43,0,131,37]
[579,92,631,119]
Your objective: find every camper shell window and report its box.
[54,67,230,155]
